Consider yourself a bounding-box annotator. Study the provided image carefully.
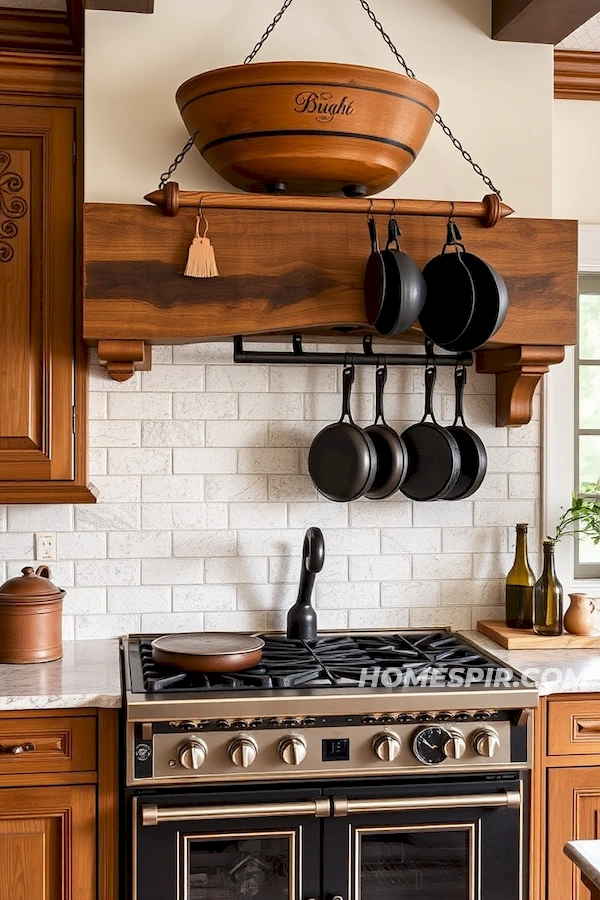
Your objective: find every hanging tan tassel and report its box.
[184,212,219,278]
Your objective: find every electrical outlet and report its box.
[35,532,56,561]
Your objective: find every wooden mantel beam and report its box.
[493,0,600,43]
[84,0,153,12]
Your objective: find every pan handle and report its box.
[386,217,401,251]
[367,216,379,253]
[339,365,356,424]
[453,363,468,427]
[374,365,388,425]
[420,364,438,424]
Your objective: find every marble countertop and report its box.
[0,640,121,710]
[461,630,600,695]
[564,841,600,891]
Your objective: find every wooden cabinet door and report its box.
[547,767,600,900]
[0,784,95,900]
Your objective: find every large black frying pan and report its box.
[364,216,426,336]
[444,364,488,500]
[364,365,408,499]
[151,632,265,672]
[308,365,376,502]
[400,361,461,501]
[420,221,508,352]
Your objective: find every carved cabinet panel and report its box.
[547,767,600,900]
[0,56,94,502]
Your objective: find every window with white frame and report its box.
[545,226,600,586]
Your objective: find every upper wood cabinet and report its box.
[0,53,94,503]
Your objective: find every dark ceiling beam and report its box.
[84,0,154,11]
[493,0,600,43]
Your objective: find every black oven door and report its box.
[131,785,324,900]
[324,774,526,900]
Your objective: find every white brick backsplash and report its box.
[108,586,171,613]
[240,393,303,420]
[229,503,286,529]
[471,605,504,627]
[206,475,267,502]
[173,585,236,612]
[0,341,542,639]
[350,555,411,582]
[89,420,140,447]
[142,366,205,392]
[90,476,141,503]
[174,393,237,420]
[205,557,268,584]
[473,500,537,527]
[206,421,267,447]
[173,530,237,557]
[349,608,409,629]
[108,393,172,420]
[206,366,268,393]
[412,554,472,580]
[63,587,107,615]
[108,448,171,475]
[76,559,140,586]
[381,528,441,554]
[350,500,411,528]
[62,616,75,640]
[142,558,204,585]
[75,504,141,531]
[381,581,440,607]
[108,531,172,558]
[142,421,205,447]
[317,582,380,608]
[238,448,299,474]
[142,475,204,503]
[58,532,107,560]
[173,448,237,474]
[8,504,74,532]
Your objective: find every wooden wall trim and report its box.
[555,49,600,100]
[493,0,600,44]
[0,51,82,98]
[85,0,154,11]
[97,709,119,900]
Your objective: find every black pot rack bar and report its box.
[233,335,473,367]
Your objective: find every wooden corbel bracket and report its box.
[476,344,565,427]
[97,339,151,382]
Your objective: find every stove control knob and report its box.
[373,732,402,762]
[443,729,466,760]
[473,728,500,758]
[228,737,257,768]
[279,736,307,766]
[178,740,207,770]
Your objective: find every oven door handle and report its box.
[332,789,521,817]
[141,797,331,826]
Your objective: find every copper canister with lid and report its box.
[0,566,65,663]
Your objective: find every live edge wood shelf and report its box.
[83,187,578,426]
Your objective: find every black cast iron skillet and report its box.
[400,360,461,502]
[364,365,408,499]
[308,365,376,502]
[364,216,426,337]
[420,221,508,352]
[444,364,488,500]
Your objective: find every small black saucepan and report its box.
[364,365,408,499]
[400,356,461,502]
[308,365,376,502]
[444,364,488,500]
[420,221,508,352]
[364,215,426,337]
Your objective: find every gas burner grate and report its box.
[133,631,502,694]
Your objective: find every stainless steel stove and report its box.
[123,629,536,900]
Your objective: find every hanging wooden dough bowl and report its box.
[176,61,439,196]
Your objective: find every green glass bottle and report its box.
[533,539,564,636]
[505,524,535,629]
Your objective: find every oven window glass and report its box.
[183,831,294,900]
[358,825,472,900]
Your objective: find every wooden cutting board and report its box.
[477,620,600,649]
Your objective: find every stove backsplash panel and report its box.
[0,342,540,639]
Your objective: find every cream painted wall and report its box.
[84,0,553,216]
[554,99,600,222]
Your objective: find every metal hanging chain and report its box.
[244,0,297,65]
[356,0,502,199]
